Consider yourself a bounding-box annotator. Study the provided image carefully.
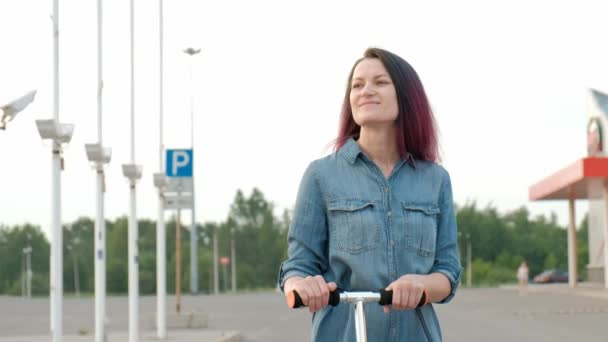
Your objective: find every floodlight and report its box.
[35,119,74,144]
[122,164,142,180]
[85,143,111,164]
[0,90,36,130]
[153,172,168,188]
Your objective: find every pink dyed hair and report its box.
[334,48,439,162]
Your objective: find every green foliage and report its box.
[470,259,516,286]
[0,193,591,294]
[458,202,588,286]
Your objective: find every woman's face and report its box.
[349,58,399,128]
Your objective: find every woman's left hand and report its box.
[384,274,426,313]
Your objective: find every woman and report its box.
[278,47,462,341]
[517,261,529,295]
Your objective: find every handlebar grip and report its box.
[378,289,427,307]
[288,289,341,308]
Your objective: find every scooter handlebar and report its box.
[288,289,427,309]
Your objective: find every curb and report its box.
[218,331,242,342]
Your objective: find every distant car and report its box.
[533,269,569,283]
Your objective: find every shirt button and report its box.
[384,187,389,192]
[390,240,395,246]
[390,271,396,276]
[387,211,392,217]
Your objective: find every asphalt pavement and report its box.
[1,284,607,341]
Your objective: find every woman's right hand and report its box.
[284,275,337,313]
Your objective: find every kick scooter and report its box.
[288,289,427,342]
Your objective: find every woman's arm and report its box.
[428,169,462,303]
[278,162,337,312]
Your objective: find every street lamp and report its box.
[35,117,73,342]
[183,46,200,295]
[36,119,74,144]
[122,2,142,342]
[41,1,70,340]
[155,0,168,337]
[0,90,36,130]
[87,2,112,340]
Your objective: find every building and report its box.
[529,88,608,288]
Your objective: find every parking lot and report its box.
[1,284,607,341]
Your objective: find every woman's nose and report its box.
[361,83,376,96]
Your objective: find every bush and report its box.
[471,259,516,286]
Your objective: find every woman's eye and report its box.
[352,83,362,89]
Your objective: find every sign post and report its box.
[166,149,193,314]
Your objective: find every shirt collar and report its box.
[339,137,417,169]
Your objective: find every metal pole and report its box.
[128,181,139,342]
[183,47,200,295]
[95,0,107,340]
[231,231,236,292]
[354,301,367,342]
[213,226,219,295]
[156,0,167,338]
[603,183,608,289]
[21,253,26,298]
[51,141,62,339]
[176,208,182,314]
[467,235,472,287]
[128,1,139,341]
[26,247,32,299]
[567,189,578,288]
[156,195,166,337]
[190,203,197,294]
[222,264,227,292]
[50,0,63,339]
[74,251,80,297]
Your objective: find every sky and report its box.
[1,0,607,238]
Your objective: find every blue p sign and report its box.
[166,149,193,177]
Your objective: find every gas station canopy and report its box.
[529,157,608,201]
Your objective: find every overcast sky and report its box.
[1,0,607,238]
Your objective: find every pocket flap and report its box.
[328,199,375,212]
[401,203,440,215]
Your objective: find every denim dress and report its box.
[278,138,462,342]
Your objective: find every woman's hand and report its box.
[384,274,426,313]
[284,275,337,313]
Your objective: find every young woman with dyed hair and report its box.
[278,47,461,341]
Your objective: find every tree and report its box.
[226,188,289,290]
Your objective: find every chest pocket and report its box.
[402,203,440,257]
[327,199,380,254]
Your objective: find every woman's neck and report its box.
[357,126,400,176]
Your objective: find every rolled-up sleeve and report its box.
[277,161,329,292]
[430,169,462,303]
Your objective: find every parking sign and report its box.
[166,149,193,177]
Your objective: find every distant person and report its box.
[278,47,462,341]
[517,261,529,295]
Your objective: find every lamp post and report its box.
[0,90,36,130]
[85,2,111,341]
[121,1,142,341]
[36,118,74,342]
[35,3,74,341]
[153,0,168,338]
[183,47,200,295]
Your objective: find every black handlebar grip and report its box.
[288,289,341,308]
[378,289,427,307]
